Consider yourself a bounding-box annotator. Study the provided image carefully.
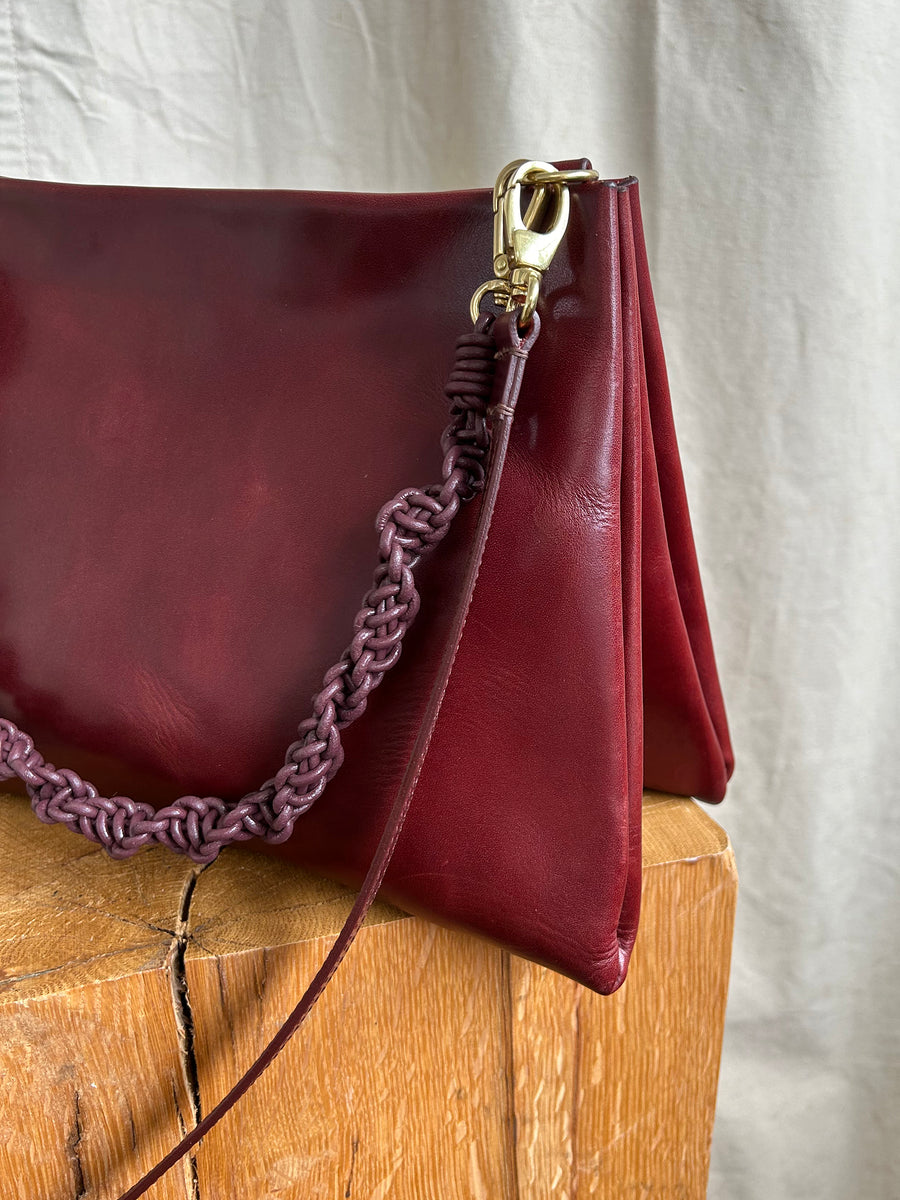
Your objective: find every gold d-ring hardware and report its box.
[470,159,599,327]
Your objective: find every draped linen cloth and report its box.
[1,2,897,1196]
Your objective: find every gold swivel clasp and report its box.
[470,160,599,327]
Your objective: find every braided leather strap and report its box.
[0,326,497,863]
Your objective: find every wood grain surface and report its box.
[0,791,736,1199]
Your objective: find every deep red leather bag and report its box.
[0,158,732,1194]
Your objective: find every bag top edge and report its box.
[0,172,640,205]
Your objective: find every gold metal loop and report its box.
[469,278,513,325]
[498,159,570,277]
[513,270,542,329]
[521,167,600,186]
[470,158,598,329]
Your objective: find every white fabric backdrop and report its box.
[1,2,897,1196]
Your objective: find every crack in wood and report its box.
[125,1098,138,1152]
[0,943,161,990]
[22,891,179,937]
[344,1134,360,1197]
[500,954,522,1200]
[66,1088,87,1199]
[170,1077,200,1200]
[570,994,582,1200]
[214,956,238,1050]
[165,864,207,1200]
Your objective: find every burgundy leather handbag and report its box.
[0,158,732,1195]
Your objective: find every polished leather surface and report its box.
[0,170,733,993]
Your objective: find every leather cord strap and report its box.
[117,310,539,1200]
[3,316,504,862]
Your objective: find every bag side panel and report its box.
[614,184,647,959]
[626,184,735,801]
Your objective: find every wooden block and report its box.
[0,791,736,1198]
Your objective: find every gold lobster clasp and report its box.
[470,159,599,327]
